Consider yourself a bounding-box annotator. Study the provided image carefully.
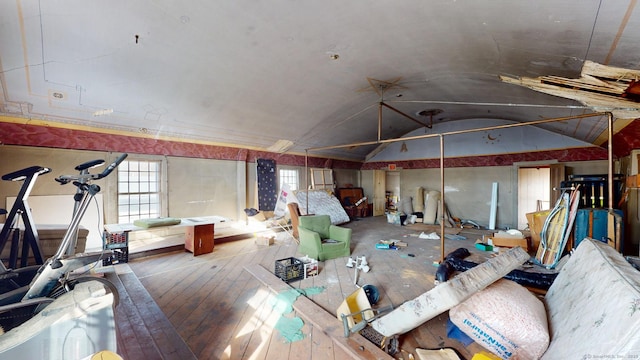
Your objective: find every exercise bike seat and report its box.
[1,166,51,182]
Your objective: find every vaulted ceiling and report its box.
[1,1,640,162]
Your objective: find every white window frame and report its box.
[105,155,168,224]
[278,168,299,191]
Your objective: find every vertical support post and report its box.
[439,135,445,263]
[489,182,499,230]
[607,112,614,211]
[606,112,620,251]
[377,102,383,143]
[305,150,309,212]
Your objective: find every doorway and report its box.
[386,171,400,211]
[517,167,550,229]
[517,164,565,230]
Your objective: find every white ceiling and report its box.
[1,1,639,161]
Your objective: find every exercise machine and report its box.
[0,153,127,325]
[0,166,51,269]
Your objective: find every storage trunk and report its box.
[574,208,623,249]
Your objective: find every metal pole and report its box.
[305,150,309,212]
[380,102,432,128]
[307,112,606,152]
[439,134,445,262]
[378,102,382,143]
[607,112,614,211]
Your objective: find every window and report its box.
[279,169,298,191]
[117,160,162,223]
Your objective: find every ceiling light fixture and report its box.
[400,141,408,153]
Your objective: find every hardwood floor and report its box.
[114,216,493,359]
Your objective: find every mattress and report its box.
[542,238,640,358]
[294,190,350,225]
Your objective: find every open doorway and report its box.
[517,164,565,229]
[386,171,400,211]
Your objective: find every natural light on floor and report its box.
[223,288,280,359]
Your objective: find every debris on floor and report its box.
[444,234,466,241]
[414,347,459,360]
[369,246,530,337]
[419,232,440,239]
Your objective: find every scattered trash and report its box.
[377,239,406,250]
[419,232,440,239]
[376,243,398,250]
[475,242,493,251]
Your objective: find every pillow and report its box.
[133,217,182,228]
[449,279,549,359]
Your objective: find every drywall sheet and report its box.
[6,194,104,250]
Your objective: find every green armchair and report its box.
[298,215,352,261]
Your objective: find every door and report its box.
[549,164,565,205]
[517,167,550,230]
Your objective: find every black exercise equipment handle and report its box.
[75,159,104,171]
[55,153,128,184]
[96,153,128,180]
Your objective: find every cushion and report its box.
[299,215,331,239]
[450,279,549,359]
[133,217,181,229]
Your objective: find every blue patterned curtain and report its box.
[257,158,277,211]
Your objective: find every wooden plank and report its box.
[245,263,394,360]
[187,250,265,356]
[111,265,197,360]
[542,75,625,94]
[581,60,640,81]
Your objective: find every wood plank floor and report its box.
[116,216,496,359]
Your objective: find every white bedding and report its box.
[293,190,350,225]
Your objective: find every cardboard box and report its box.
[255,235,275,246]
[490,236,530,251]
[526,210,550,251]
